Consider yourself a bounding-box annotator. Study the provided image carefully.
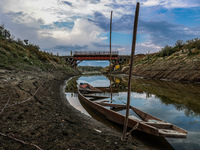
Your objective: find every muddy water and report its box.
[65,75,200,150]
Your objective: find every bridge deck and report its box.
[73,51,119,60]
[74,51,118,55]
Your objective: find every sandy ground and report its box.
[0,68,144,150]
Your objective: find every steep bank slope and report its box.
[131,51,200,82]
[121,40,200,83]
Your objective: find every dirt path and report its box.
[0,68,144,150]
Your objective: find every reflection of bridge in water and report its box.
[65,75,128,98]
[96,85,128,92]
[72,92,119,98]
[65,83,128,95]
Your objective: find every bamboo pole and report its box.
[109,11,113,102]
[122,2,140,141]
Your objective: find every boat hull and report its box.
[78,88,187,138]
[78,90,161,136]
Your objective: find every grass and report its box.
[0,37,70,71]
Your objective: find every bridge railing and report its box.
[74,51,118,55]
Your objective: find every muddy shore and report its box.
[0,68,143,150]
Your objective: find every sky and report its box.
[0,0,200,59]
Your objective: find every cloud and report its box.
[142,0,200,8]
[0,0,200,56]
[52,45,88,52]
[91,42,132,54]
[140,20,198,46]
[92,42,124,49]
[0,13,68,52]
[136,43,161,53]
[90,11,199,47]
[90,0,101,4]
[38,18,106,46]
[0,0,64,24]
[90,12,134,33]
[6,11,44,27]
[62,1,73,7]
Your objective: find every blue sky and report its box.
[0,0,200,58]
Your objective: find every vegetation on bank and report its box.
[116,39,200,70]
[134,39,200,65]
[156,39,200,57]
[0,25,73,71]
[121,39,200,82]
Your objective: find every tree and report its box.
[0,24,11,39]
[17,38,24,45]
[175,40,184,49]
[159,45,175,57]
[24,39,28,45]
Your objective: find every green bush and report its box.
[156,45,176,57]
[16,38,24,46]
[0,42,13,52]
[175,40,184,49]
[0,24,11,39]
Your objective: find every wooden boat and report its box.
[78,83,187,138]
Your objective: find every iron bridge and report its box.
[61,51,130,67]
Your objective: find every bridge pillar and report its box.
[73,60,77,68]
[115,59,119,65]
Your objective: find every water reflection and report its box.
[66,75,200,117]
[128,77,200,117]
[65,75,200,150]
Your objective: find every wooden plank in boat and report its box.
[146,122,172,129]
[83,94,109,99]
[158,129,187,138]
[111,106,127,111]
[95,102,127,108]
[130,106,163,122]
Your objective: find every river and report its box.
[65,74,200,150]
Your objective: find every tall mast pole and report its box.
[109,11,113,102]
[122,2,140,141]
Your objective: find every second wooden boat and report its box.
[79,83,101,93]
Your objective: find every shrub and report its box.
[17,38,24,46]
[175,40,184,49]
[156,45,176,57]
[187,48,192,56]
[0,24,11,39]
[0,42,13,52]
[37,53,49,61]
[52,57,59,63]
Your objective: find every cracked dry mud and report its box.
[0,68,144,150]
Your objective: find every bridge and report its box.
[61,51,130,67]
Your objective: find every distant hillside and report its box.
[118,39,200,82]
[0,25,73,72]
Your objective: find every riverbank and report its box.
[0,67,145,149]
[131,52,200,83]
[110,47,200,83]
